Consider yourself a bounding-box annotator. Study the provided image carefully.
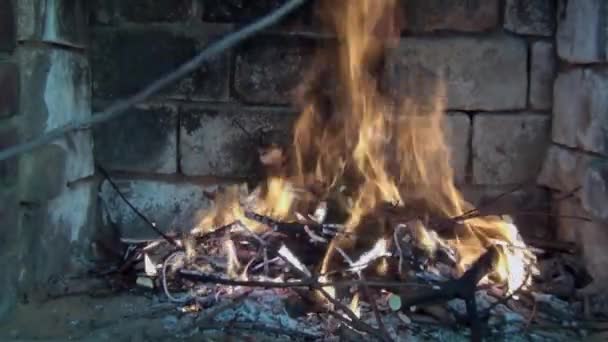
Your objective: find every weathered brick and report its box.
[16,0,88,48]
[99,179,215,239]
[234,37,315,105]
[581,159,608,221]
[556,0,606,63]
[92,26,230,101]
[387,35,527,111]
[201,0,313,31]
[93,104,178,174]
[17,47,94,201]
[472,114,550,185]
[537,145,591,192]
[117,0,192,22]
[180,106,296,176]
[0,0,15,52]
[554,197,608,293]
[553,68,608,156]
[459,185,550,239]
[529,41,556,110]
[21,182,97,288]
[504,0,556,36]
[403,0,499,32]
[0,62,18,118]
[444,112,470,183]
[0,123,19,187]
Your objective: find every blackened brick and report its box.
[0,1,15,52]
[0,62,18,118]
[201,0,312,28]
[93,104,178,174]
[404,0,499,32]
[180,106,295,177]
[92,27,229,101]
[234,37,315,104]
[0,124,19,187]
[118,0,192,22]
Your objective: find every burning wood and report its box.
[98,0,601,340]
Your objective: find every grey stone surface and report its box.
[0,61,18,118]
[19,182,97,289]
[556,0,606,63]
[529,41,556,110]
[11,44,97,304]
[92,25,230,101]
[17,47,94,203]
[387,35,527,111]
[0,123,19,187]
[117,0,192,22]
[537,145,591,192]
[91,0,193,25]
[99,179,216,239]
[554,197,608,292]
[459,185,550,239]
[581,159,608,221]
[0,0,15,52]
[403,0,499,32]
[472,114,550,185]
[553,68,608,156]
[201,0,313,30]
[444,112,470,183]
[180,106,296,176]
[16,0,88,48]
[234,37,315,105]
[93,104,178,174]
[504,0,556,36]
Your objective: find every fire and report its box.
[194,0,533,292]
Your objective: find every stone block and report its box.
[537,145,591,192]
[19,182,97,287]
[386,35,527,111]
[472,114,550,185]
[201,0,313,31]
[16,0,88,48]
[0,123,19,187]
[0,0,15,52]
[529,41,556,110]
[504,0,556,36]
[553,68,608,156]
[581,159,608,221]
[444,112,470,183]
[554,197,608,293]
[556,0,606,63]
[99,179,215,239]
[403,0,499,32]
[17,47,93,201]
[117,0,192,22]
[93,104,177,174]
[234,36,315,105]
[92,26,230,101]
[0,62,18,118]
[180,106,296,176]
[459,185,550,239]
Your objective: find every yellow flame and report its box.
[195,0,532,291]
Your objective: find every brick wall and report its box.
[92,0,557,241]
[0,0,96,318]
[538,0,608,293]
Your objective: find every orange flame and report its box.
[195,0,532,292]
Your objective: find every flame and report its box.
[194,0,532,292]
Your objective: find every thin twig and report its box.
[179,270,428,290]
[98,164,179,246]
[0,0,307,162]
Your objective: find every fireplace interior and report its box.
[0,0,608,341]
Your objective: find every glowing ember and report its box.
[194,0,534,293]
